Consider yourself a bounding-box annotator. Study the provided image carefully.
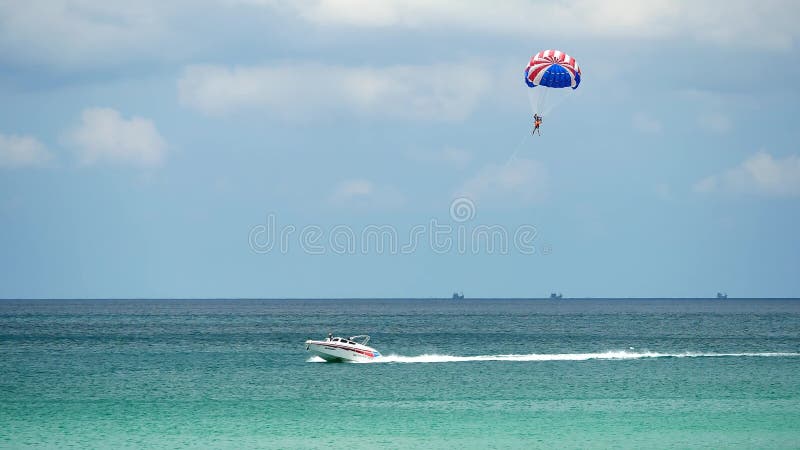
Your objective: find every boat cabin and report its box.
[328,335,371,346]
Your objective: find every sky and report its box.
[1,0,799,299]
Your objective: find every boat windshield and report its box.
[349,335,370,346]
[327,335,371,346]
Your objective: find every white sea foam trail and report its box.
[370,351,800,364]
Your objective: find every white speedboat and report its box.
[305,334,382,362]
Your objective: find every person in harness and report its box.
[532,114,542,136]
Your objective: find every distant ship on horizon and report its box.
[452,292,464,300]
[716,292,728,299]
[550,292,563,299]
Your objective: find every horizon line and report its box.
[2,297,799,301]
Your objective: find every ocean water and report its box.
[1,298,799,449]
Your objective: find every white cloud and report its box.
[295,0,401,27]
[694,151,800,197]
[333,179,373,200]
[68,108,167,167]
[407,147,473,169]
[329,178,405,208]
[178,62,491,121]
[2,0,796,70]
[282,0,677,33]
[632,112,663,134]
[456,158,547,204]
[268,0,798,50]
[697,112,733,134]
[0,1,176,68]
[0,132,53,168]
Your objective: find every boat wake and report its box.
[308,351,799,363]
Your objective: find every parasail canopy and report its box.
[525,50,581,90]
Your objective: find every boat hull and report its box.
[305,340,381,362]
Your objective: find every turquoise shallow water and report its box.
[1,299,799,449]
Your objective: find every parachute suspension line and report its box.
[539,87,550,115]
[528,84,574,117]
[528,88,535,113]
[528,88,544,115]
[527,87,555,116]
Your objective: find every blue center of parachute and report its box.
[539,64,572,88]
[525,62,581,90]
